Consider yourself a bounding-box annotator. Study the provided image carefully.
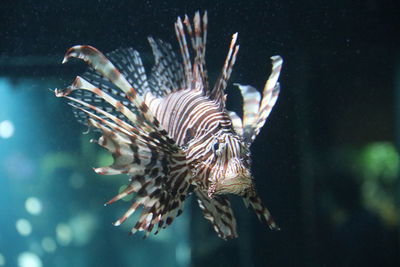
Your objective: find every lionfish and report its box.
[54,11,282,240]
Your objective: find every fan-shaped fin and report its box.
[147,37,185,96]
[195,189,238,239]
[243,191,280,231]
[233,56,283,143]
[71,103,192,237]
[62,45,166,134]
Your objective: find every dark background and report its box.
[1,0,399,266]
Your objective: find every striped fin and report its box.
[183,11,209,92]
[233,84,261,143]
[57,44,195,237]
[104,48,150,95]
[56,77,136,129]
[66,45,179,125]
[175,17,193,88]
[253,56,282,137]
[210,33,239,109]
[195,189,238,240]
[200,12,208,65]
[234,56,283,143]
[109,152,191,237]
[70,90,119,128]
[63,92,175,155]
[56,77,175,150]
[60,76,152,131]
[76,47,151,125]
[94,119,191,236]
[62,45,165,134]
[174,12,209,93]
[227,111,243,136]
[147,37,185,96]
[66,98,192,236]
[200,11,208,91]
[244,192,280,231]
[66,96,176,156]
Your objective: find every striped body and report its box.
[54,11,283,239]
[145,88,230,146]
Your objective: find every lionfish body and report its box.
[55,12,282,239]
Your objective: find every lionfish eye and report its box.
[213,142,219,151]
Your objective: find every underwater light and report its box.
[0,120,14,139]
[55,223,72,246]
[41,237,57,253]
[176,242,190,266]
[16,219,32,236]
[0,253,5,266]
[69,172,85,189]
[25,197,42,215]
[18,252,42,267]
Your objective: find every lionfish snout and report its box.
[214,159,253,195]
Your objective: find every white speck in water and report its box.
[175,241,190,266]
[0,253,5,266]
[18,252,42,267]
[69,213,97,246]
[56,223,73,246]
[16,219,32,236]
[0,120,14,139]
[41,237,57,253]
[25,197,42,215]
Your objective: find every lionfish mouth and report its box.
[215,175,253,195]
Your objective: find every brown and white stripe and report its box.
[54,11,283,240]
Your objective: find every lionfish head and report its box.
[204,132,254,197]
